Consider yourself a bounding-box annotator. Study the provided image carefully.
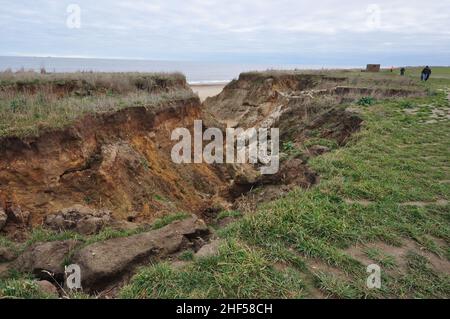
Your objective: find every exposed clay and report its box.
[0,98,230,232]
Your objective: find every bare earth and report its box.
[190,83,227,102]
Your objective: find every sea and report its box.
[0,56,342,84]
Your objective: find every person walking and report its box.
[421,66,432,81]
[400,67,406,76]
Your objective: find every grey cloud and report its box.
[0,0,448,63]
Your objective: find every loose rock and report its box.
[195,240,222,258]
[308,145,331,156]
[72,215,209,292]
[44,205,113,235]
[12,240,79,281]
[0,208,7,230]
[6,204,30,225]
[0,246,17,263]
[36,280,59,297]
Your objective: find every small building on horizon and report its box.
[366,64,381,72]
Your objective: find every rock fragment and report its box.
[44,205,112,235]
[12,240,79,281]
[72,215,209,292]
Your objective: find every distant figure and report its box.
[400,67,406,76]
[390,66,394,73]
[421,66,432,81]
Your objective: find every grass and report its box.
[0,271,94,299]
[0,70,186,90]
[357,96,376,106]
[364,248,397,269]
[151,212,190,230]
[120,240,305,299]
[216,210,242,221]
[0,71,194,137]
[0,274,57,299]
[121,68,450,299]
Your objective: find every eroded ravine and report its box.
[0,71,428,295]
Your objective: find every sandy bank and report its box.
[190,83,227,102]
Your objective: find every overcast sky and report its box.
[1,0,449,65]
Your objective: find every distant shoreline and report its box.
[188,80,232,87]
[189,83,227,102]
[0,55,356,85]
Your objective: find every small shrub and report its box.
[282,141,295,153]
[399,100,416,109]
[357,96,376,106]
[216,210,242,221]
[179,250,194,261]
[9,98,25,112]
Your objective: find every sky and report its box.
[0,0,449,66]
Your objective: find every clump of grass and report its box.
[282,141,295,153]
[0,276,57,299]
[151,212,190,230]
[25,227,82,247]
[314,272,362,298]
[216,210,242,221]
[84,226,149,246]
[0,236,16,249]
[390,252,450,298]
[399,100,417,109]
[303,138,339,150]
[153,194,166,202]
[178,250,195,261]
[364,248,397,269]
[357,96,376,106]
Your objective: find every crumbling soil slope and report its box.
[0,72,427,237]
[203,72,426,209]
[0,97,229,235]
[202,72,425,132]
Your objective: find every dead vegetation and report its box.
[0,71,192,137]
